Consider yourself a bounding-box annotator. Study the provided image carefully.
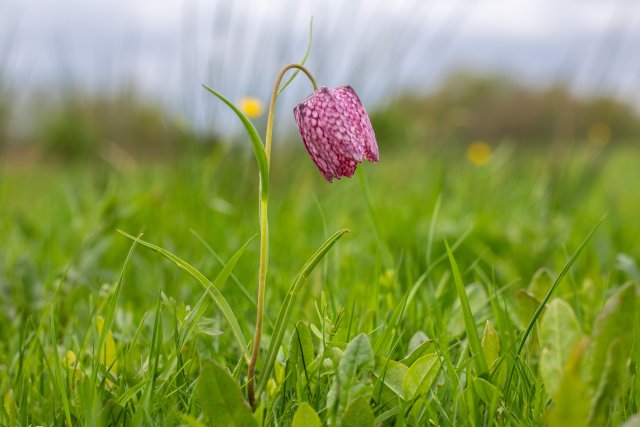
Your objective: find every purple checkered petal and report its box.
[294,85,379,182]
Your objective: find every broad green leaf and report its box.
[202,85,269,199]
[118,230,252,362]
[342,396,376,427]
[408,331,430,353]
[481,320,500,371]
[472,377,501,405]
[589,339,628,426]
[197,360,257,427]
[546,337,590,427]
[373,356,409,400]
[528,268,554,301]
[589,283,636,387]
[402,353,440,400]
[291,403,321,427]
[401,333,435,366]
[444,236,488,375]
[514,289,541,329]
[327,333,375,421]
[258,229,349,395]
[538,298,581,396]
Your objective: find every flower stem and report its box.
[247,64,318,407]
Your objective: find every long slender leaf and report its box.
[515,217,604,356]
[277,17,314,95]
[202,84,269,199]
[444,236,488,375]
[257,229,349,395]
[118,230,253,362]
[49,310,72,426]
[506,216,605,393]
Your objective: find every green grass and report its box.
[0,142,638,425]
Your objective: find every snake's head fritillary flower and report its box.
[294,85,379,182]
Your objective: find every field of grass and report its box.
[0,141,638,426]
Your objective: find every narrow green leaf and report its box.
[444,236,488,374]
[197,360,257,427]
[115,379,150,406]
[402,353,440,400]
[516,217,605,357]
[286,321,316,393]
[278,17,314,96]
[258,229,349,395]
[49,311,73,426]
[118,230,253,362]
[538,298,581,396]
[202,84,269,198]
[291,403,321,427]
[96,237,137,382]
[507,217,605,392]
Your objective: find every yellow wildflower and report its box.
[239,97,265,118]
[467,141,492,166]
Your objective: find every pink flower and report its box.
[294,85,379,182]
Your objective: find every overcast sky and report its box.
[2,0,639,130]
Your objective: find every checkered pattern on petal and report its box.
[294,86,379,182]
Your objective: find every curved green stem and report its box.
[247,63,317,407]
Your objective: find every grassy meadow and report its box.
[0,133,638,425]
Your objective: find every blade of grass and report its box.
[257,229,349,395]
[506,216,605,392]
[277,17,313,95]
[118,230,254,363]
[190,229,256,308]
[95,237,138,381]
[426,194,442,267]
[357,168,393,269]
[444,234,488,375]
[49,309,73,426]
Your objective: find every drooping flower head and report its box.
[294,85,379,182]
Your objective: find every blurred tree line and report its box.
[0,89,212,163]
[1,73,639,163]
[372,73,640,147]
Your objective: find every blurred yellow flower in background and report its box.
[588,122,611,146]
[239,97,265,118]
[467,141,492,166]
